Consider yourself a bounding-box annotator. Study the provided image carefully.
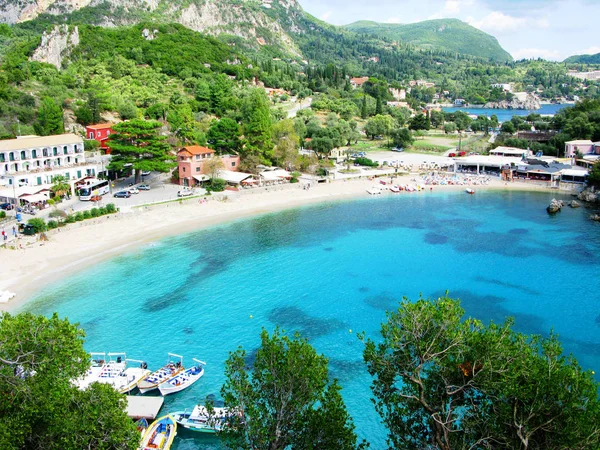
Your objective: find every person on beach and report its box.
[12,226,16,237]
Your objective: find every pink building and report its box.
[564,140,597,158]
[177,146,240,187]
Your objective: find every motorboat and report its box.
[75,352,107,390]
[158,359,205,396]
[466,188,475,194]
[139,415,177,450]
[117,360,151,394]
[137,353,185,394]
[171,405,234,433]
[389,185,401,193]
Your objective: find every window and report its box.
[77,170,82,178]
[20,151,26,160]
[0,153,4,163]
[63,147,68,155]
[183,167,186,172]
[89,132,94,139]
[179,156,185,161]
[196,155,201,160]
[196,167,200,172]
[53,147,58,156]
[9,152,14,161]
[231,161,236,167]
[36,177,42,185]
[31,149,37,158]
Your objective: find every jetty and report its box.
[125,395,164,420]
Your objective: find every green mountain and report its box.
[343,19,512,62]
[564,53,600,64]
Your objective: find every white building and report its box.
[0,134,100,199]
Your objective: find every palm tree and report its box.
[51,175,71,199]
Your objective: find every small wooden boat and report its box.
[137,353,184,394]
[117,360,151,394]
[171,405,233,433]
[139,415,177,450]
[465,188,475,194]
[135,418,149,439]
[158,359,205,396]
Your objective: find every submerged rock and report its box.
[591,214,600,222]
[569,200,581,208]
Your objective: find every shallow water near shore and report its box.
[23,190,600,449]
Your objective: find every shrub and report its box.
[290,177,299,183]
[49,210,67,219]
[354,157,378,167]
[105,203,116,214]
[74,212,84,222]
[0,211,5,219]
[64,215,76,224]
[90,207,100,218]
[27,218,47,233]
[47,220,58,229]
[210,178,227,192]
[82,210,91,220]
[98,207,108,215]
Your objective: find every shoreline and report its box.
[0,176,562,312]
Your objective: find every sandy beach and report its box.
[0,175,554,311]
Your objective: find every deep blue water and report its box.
[22,191,600,449]
[443,103,569,122]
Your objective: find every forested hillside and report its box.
[564,53,600,64]
[344,19,513,62]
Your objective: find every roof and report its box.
[0,134,83,152]
[490,146,530,156]
[565,140,593,145]
[350,77,369,85]
[216,169,253,184]
[561,168,589,177]
[85,123,114,130]
[178,146,215,156]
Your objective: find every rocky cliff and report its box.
[30,24,79,69]
[484,93,541,110]
[0,0,302,54]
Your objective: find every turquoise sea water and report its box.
[443,103,568,122]
[23,191,600,449]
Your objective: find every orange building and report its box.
[85,124,114,154]
[177,146,241,187]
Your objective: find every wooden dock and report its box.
[125,396,164,420]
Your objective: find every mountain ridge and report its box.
[343,18,513,62]
[564,53,600,64]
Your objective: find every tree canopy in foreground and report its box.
[221,328,364,450]
[362,296,600,450]
[0,312,139,450]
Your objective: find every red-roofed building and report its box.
[85,124,114,154]
[177,146,240,186]
[350,77,369,88]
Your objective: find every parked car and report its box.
[392,147,404,152]
[141,171,151,176]
[128,187,140,194]
[177,189,193,197]
[0,202,15,210]
[448,152,457,157]
[138,184,151,190]
[114,191,131,198]
[90,195,102,202]
[458,151,467,157]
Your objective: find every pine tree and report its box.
[242,90,274,164]
[34,97,64,136]
[361,95,368,119]
[375,96,383,115]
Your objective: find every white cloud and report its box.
[428,0,475,20]
[575,46,600,55]
[467,11,526,32]
[512,48,562,61]
[384,17,402,23]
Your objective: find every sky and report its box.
[297,0,600,61]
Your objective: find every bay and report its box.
[443,103,570,122]
[22,190,600,449]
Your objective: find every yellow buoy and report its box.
[349,329,352,333]
[249,315,253,319]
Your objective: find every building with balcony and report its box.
[177,146,240,187]
[0,134,100,197]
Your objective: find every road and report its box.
[287,97,312,118]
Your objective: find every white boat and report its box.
[75,352,107,390]
[466,188,475,194]
[389,185,401,193]
[367,187,382,195]
[139,415,177,450]
[137,353,184,394]
[96,352,127,383]
[117,360,152,394]
[171,405,233,433]
[158,359,205,396]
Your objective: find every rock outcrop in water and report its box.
[578,187,598,204]
[546,199,564,214]
[484,93,541,110]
